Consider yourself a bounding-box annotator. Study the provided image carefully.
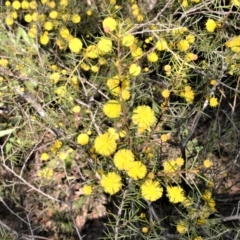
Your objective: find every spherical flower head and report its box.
[225,36,240,48]
[161,89,170,98]
[163,159,178,173]
[49,10,58,19]
[82,185,92,195]
[71,14,81,23]
[44,21,53,31]
[103,100,121,118]
[69,38,83,54]
[40,32,49,45]
[41,152,50,161]
[131,47,143,59]
[101,172,122,195]
[210,79,217,86]
[142,227,148,233]
[166,186,185,203]
[186,34,195,43]
[102,17,117,32]
[176,220,188,234]
[91,65,99,73]
[203,158,213,168]
[127,161,147,180]
[155,38,168,51]
[122,34,135,47]
[209,97,218,107]
[12,1,21,9]
[72,105,81,113]
[183,86,194,103]
[98,38,112,54]
[113,149,135,171]
[175,157,184,167]
[77,133,89,146]
[206,18,217,32]
[50,72,61,84]
[0,59,8,67]
[5,16,14,26]
[94,132,117,156]
[86,45,99,59]
[54,86,67,97]
[24,14,32,23]
[132,105,156,130]
[141,179,163,201]
[129,63,141,76]
[161,134,169,142]
[184,52,198,62]
[147,52,159,62]
[177,40,190,52]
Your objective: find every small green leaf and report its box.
[0,128,15,138]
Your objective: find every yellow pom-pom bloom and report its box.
[206,18,217,32]
[21,1,29,9]
[163,159,178,173]
[101,172,122,195]
[82,185,92,195]
[161,89,170,98]
[71,14,81,23]
[176,220,188,234]
[11,11,18,19]
[77,133,89,146]
[147,52,159,62]
[122,34,135,47]
[49,10,58,19]
[94,132,117,156]
[0,59,9,67]
[166,186,185,203]
[103,100,121,118]
[41,153,50,161]
[5,16,14,26]
[113,149,135,171]
[177,40,190,51]
[155,38,168,51]
[86,10,92,16]
[102,17,117,32]
[209,97,218,107]
[24,14,33,23]
[86,45,98,59]
[98,38,112,54]
[161,134,169,142]
[210,79,217,85]
[186,34,195,43]
[50,72,61,84]
[72,105,81,113]
[132,105,156,130]
[175,157,184,167]
[142,227,148,233]
[29,1,37,9]
[69,38,83,53]
[203,159,213,168]
[127,161,147,180]
[40,32,49,45]
[44,21,53,31]
[12,1,21,9]
[131,47,143,59]
[47,1,56,8]
[5,1,11,6]
[129,63,141,76]
[141,179,163,201]
[91,65,99,73]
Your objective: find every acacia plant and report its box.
[1,0,240,239]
